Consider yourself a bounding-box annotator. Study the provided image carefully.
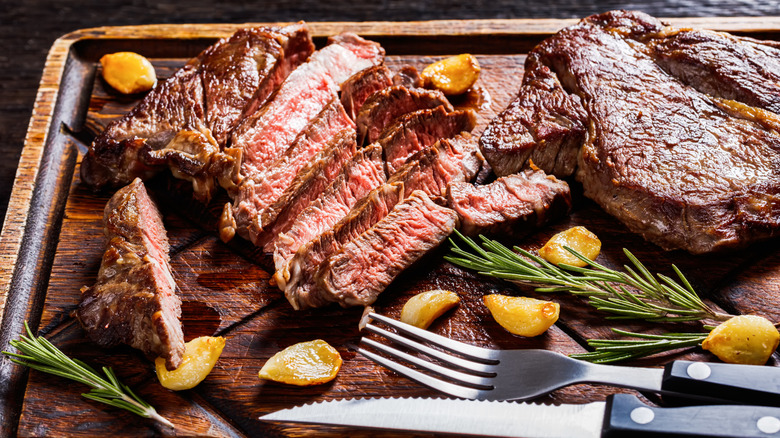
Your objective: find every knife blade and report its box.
[259,394,780,437]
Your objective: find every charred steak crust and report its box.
[355,85,454,145]
[380,106,477,175]
[340,65,394,121]
[81,24,314,201]
[316,190,458,307]
[481,10,780,253]
[447,168,572,237]
[75,179,184,371]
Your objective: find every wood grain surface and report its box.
[4,16,780,438]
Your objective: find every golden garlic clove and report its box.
[258,339,342,386]
[100,51,157,94]
[484,294,559,337]
[421,53,481,96]
[400,290,460,329]
[155,336,225,390]
[539,226,601,267]
[702,315,780,365]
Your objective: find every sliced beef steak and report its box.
[356,85,453,145]
[75,179,184,370]
[220,97,353,242]
[388,134,481,197]
[480,10,780,253]
[230,33,383,180]
[272,144,386,272]
[81,24,314,201]
[381,107,477,174]
[316,190,458,307]
[447,168,571,236]
[340,65,393,120]
[281,182,404,310]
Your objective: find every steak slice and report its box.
[272,143,386,272]
[447,168,572,236]
[220,97,353,242]
[340,65,393,120]
[230,33,384,179]
[356,85,453,145]
[75,179,184,370]
[388,133,482,197]
[316,190,458,307]
[381,107,477,174]
[252,129,358,247]
[281,182,404,310]
[81,24,313,201]
[481,10,780,253]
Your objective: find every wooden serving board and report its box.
[4,18,780,437]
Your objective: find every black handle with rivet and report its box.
[660,360,780,406]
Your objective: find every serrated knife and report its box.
[260,394,780,437]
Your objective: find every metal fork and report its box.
[358,312,780,404]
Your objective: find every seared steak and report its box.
[316,190,458,307]
[272,144,386,272]
[388,133,481,197]
[340,65,393,120]
[392,66,424,89]
[447,168,571,236]
[220,97,353,242]
[480,10,780,253]
[356,85,453,145]
[75,179,184,370]
[281,182,404,309]
[81,24,314,201]
[381,107,477,174]
[251,129,358,248]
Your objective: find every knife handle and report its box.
[602,393,780,437]
[662,360,780,405]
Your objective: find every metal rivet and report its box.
[686,362,711,380]
[630,407,655,425]
[757,416,780,434]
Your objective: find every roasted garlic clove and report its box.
[156,336,225,390]
[401,290,460,329]
[539,226,601,267]
[702,315,780,365]
[259,339,342,386]
[421,53,481,95]
[484,294,559,337]
[100,51,157,94]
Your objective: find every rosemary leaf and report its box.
[1,321,174,428]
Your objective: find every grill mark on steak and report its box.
[316,190,458,307]
[356,85,454,145]
[281,182,404,310]
[230,33,384,179]
[81,24,314,202]
[388,133,482,198]
[220,97,353,242]
[75,179,184,370]
[380,106,477,175]
[252,129,358,248]
[446,168,572,237]
[340,65,393,120]
[481,10,780,253]
[272,144,386,272]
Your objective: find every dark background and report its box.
[1,0,778,230]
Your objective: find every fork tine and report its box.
[364,323,497,375]
[368,313,498,362]
[357,345,488,399]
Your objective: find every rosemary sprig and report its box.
[570,329,710,364]
[2,321,173,428]
[445,230,731,323]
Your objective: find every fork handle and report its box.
[662,360,780,405]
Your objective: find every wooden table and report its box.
[2,3,780,437]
